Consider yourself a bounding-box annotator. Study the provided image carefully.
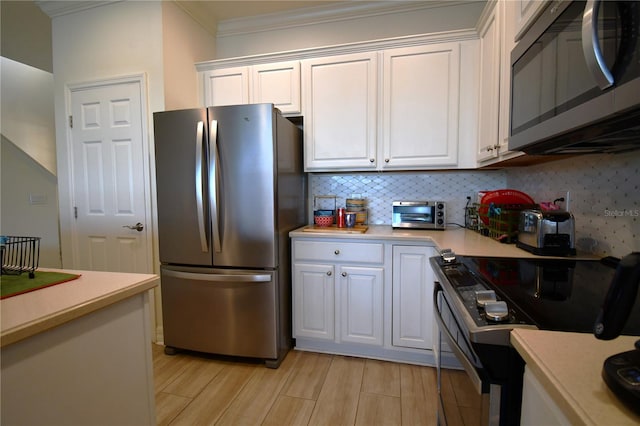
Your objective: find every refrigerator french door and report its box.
[153,104,305,368]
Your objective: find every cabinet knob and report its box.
[369,158,375,163]
[334,250,340,255]
[326,271,332,276]
[341,272,347,277]
[385,158,390,163]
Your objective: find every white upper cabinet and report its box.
[382,44,460,169]
[476,2,501,163]
[198,30,482,171]
[302,52,378,171]
[202,61,301,114]
[477,0,524,166]
[251,61,301,114]
[203,66,250,107]
[514,0,548,42]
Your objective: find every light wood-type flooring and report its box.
[153,343,482,426]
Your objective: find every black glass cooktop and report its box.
[460,256,640,335]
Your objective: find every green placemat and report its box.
[0,271,80,299]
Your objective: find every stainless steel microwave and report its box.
[509,0,640,154]
[392,201,446,230]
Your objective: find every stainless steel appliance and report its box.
[391,201,446,230]
[516,209,576,256]
[153,104,306,368]
[509,0,640,154]
[431,251,640,425]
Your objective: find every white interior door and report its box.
[68,78,151,273]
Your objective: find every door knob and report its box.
[123,222,144,232]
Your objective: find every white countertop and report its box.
[511,329,640,425]
[290,225,594,259]
[1,269,158,347]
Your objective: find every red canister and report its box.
[337,208,346,227]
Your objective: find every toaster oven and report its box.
[392,201,446,230]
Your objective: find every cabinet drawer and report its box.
[294,240,384,264]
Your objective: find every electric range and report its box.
[431,251,640,426]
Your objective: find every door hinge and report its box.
[74,206,78,219]
[69,115,73,128]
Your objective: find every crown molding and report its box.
[216,1,481,38]
[35,0,123,18]
[196,28,479,71]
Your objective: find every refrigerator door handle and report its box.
[195,121,208,252]
[209,119,222,253]
[163,269,272,282]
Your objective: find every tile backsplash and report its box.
[310,171,508,226]
[309,149,639,258]
[507,151,640,258]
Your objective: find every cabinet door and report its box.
[496,0,523,161]
[477,3,501,163]
[293,263,334,340]
[392,245,437,349]
[302,52,378,171]
[382,44,460,169]
[251,61,301,114]
[339,265,384,346]
[514,0,548,42]
[203,67,249,107]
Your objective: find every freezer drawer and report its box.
[161,266,278,359]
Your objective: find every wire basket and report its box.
[1,236,41,279]
[477,204,538,243]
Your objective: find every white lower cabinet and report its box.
[292,239,384,346]
[292,236,446,365]
[293,262,335,340]
[339,265,384,345]
[392,245,437,350]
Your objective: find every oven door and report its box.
[433,283,497,426]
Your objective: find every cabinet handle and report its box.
[341,272,347,277]
[487,146,494,152]
[334,250,340,255]
[369,158,375,163]
[326,271,332,276]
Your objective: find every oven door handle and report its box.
[433,282,487,395]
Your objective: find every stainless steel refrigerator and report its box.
[153,104,306,368]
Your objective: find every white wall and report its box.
[161,1,216,110]
[0,57,60,269]
[215,1,485,58]
[0,0,53,72]
[51,1,166,268]
[1,57,57,175]
[1,136,61,268]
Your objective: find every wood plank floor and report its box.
[153,343,482,426]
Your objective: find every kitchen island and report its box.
[1,269,158,425]
[512,329,640,425]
